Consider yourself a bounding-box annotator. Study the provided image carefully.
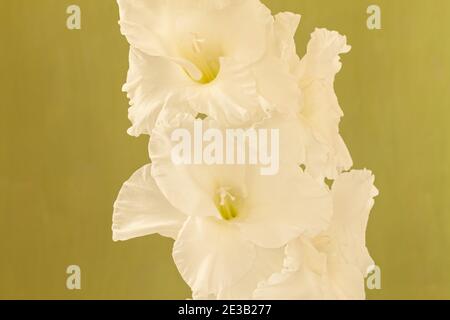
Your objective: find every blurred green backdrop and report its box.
[0,0,449,299]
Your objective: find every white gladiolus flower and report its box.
[296,29,354,179]
[112,163,284,299]
[253,170,378,300]
[150,113,332,295]
[113,0,378,300]
[252,27,354,180]
[149,113,332,245]
[112,164,185,242]
[118,0,302,135]
[112,112,333,298]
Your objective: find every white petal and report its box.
[237,166,332,248]
[118,0,272,65]
[255,113,306,166]
[251,12,302,115]
[124,48,193,137]
[252,237,328,300]
[251,237,334,300]
[285,236,328,274]
[117,0,171,57]
[253,266,326,300]
[297,28,353,179]
[330,170,379,273]
[298,28,351,84]
[303,124,353,180]
[118,0,232,58]
[112,164,186,241]
[254,229,370,300]
[252,56,301,115]
[326,254,366,300]
[187,58,268,127]
[271,12,301,71]
[209,0,273,65]
[217,247,284,300]
[301,81,343,143]
[173,216,256,294]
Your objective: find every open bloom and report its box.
[113,113,332,298]
[253,170,378,299]
[296,28,353,179]
[262,28,353,180]
[112,163,284,299]
[118,0,302,135]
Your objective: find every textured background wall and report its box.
[0,0,449,299]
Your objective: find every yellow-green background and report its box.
[1,0,449,299]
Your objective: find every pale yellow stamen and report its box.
[180,33,221,84]
[215,187,239,221]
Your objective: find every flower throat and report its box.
[181,33,221,84]
[215,187,239,221]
